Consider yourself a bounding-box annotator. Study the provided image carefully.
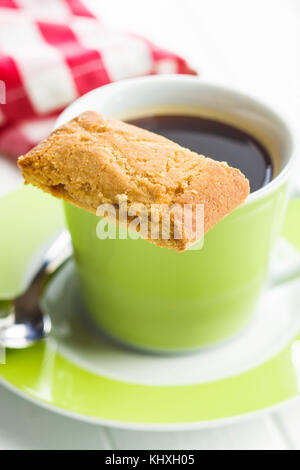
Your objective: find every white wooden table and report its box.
[1,0,300,450]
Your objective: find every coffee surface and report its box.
[127,115,273,192]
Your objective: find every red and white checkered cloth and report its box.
[0,0,196,158]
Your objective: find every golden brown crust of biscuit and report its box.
[18,111,250,251]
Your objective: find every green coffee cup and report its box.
[57,76,295,352]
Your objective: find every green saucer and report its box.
[1,186,300,430]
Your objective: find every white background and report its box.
[0,0,300,449]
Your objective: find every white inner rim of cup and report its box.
[56,75,296,205]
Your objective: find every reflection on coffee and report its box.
[127,115,273,193]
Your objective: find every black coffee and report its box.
[127,115,273,192]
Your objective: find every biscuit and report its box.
[18,111,250,251]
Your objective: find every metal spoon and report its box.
[0,230,72,349]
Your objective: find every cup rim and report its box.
[56,75,297,205]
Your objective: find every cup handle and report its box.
[270,188,300,287]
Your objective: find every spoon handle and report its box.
[13,231,73,321]
[33,230,73,285]
[0,231,73,348]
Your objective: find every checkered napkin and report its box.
[0,0,196,158]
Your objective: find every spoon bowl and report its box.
[0,231,72,349]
